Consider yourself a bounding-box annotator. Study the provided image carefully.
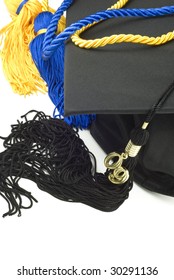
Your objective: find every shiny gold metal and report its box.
[142,122,149,129]
[104,152,126,170]
[104,152,129,184]
[125,140,142,158]
[105,121,149,185]
[111,166,129,184]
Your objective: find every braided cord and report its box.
[72,30,174,48]
[42,0,128,59]
[42,0,73,57]
[109,0,129,10]
[43,6,174,58]
[40,0,65,34]
[69,0,133,49]
[72,7,174,48]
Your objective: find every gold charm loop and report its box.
[104,152,124,170]
[112,167,129,184]
[104,152,129,185]
[104,122,149,185]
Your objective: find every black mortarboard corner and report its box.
[65,0,174,196]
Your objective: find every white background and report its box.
[0,1,174,279]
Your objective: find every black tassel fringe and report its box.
[0,111,132,217]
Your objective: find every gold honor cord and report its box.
[71,0,174,48]
[109,0,129,10]
[70,0,129,47]
[72,30,174,48]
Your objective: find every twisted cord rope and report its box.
[43,6,174,59]
[42,0,73,57]
[41,1,65,33]
[42,0,128,59]
[109,0,129,10]
[145,80,174,123]
[72,30,174,48]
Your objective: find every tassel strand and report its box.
[0,111,131,217]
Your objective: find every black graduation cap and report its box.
[64,0,174,115]
[64,0,174,197]
[1,0,174,218]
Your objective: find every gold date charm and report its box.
[104,152,129,184]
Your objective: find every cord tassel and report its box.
[105,80,174,191]
[0,0,48,95]
[30,12,95,128]
[0,149,38,218]
[0,111,131,217]
[1,73,172,218]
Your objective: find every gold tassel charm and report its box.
[105,122,149,184]
[104,152,129,184]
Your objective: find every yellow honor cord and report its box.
[72,30,174,49]
[70,0,128,48]
[71,0,174,48]
[109,0,129,10]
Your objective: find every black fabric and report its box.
[65,0,174,195]
[65,0,174,115]
[90,114,174,196]
[90,114,134,154]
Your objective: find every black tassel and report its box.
[104,79,174,193]
[0,148,38,218]
[0,111,132,217]
[1,79,174,217]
